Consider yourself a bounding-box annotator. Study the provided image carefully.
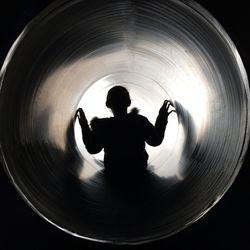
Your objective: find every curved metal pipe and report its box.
[0,0,249,244]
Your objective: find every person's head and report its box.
[106,86,131,114]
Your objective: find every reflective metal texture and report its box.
[0,0,249,245]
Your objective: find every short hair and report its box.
[106,86,131,110]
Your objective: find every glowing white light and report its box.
[34,37,209,181]
[71,39,209,180]
[74,73,181,179]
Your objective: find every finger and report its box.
[76,108,82,113]
[167,99,174,106]
[166,100,175,106]
[162,100,170,109]
[74,110,80,120]
[167,100,175,111]
[75,108,81,115]
[166,102,171,111]
[75,108,85,121]
[161,100,167,108]
[168,110,176,115]
[79,109,85,118]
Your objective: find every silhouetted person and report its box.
[75,86,174,175]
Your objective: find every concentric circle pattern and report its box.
[0,0,249,244]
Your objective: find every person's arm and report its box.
[75,108,103,154]
[145,100,175,146]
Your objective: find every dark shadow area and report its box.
[0,82,224,244]
[61,89,201,241]
[1,89,249,246]
[0,84,204,243]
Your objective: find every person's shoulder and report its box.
[128,108,149,123]
[134,114,147,120]
[90,117,110,130]
[137,115,151,124]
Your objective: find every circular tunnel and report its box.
[0,0,249,244]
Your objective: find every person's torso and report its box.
[93,114,149,170]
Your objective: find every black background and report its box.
[0,0,249,249]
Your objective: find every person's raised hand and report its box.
[159,100,175,122]
[75,108,87,126]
